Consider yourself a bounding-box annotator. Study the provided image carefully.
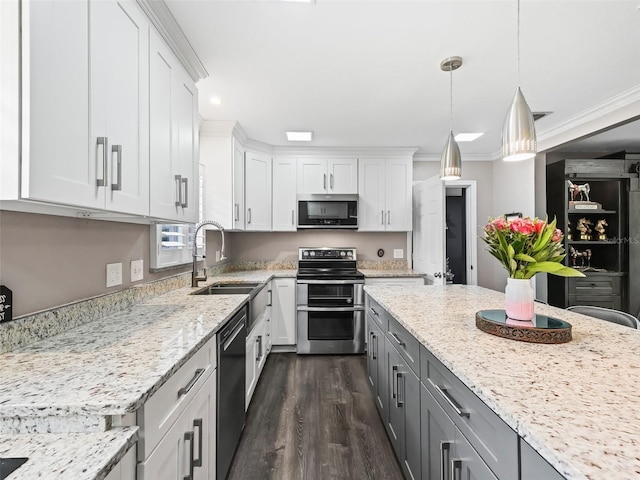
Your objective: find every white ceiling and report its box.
[165,0,640,157]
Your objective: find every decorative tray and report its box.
[476,310,572,344]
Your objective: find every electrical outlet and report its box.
[106,263,122,288]
[393,249,404,259]
[131,259,144,282]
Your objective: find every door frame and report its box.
[445,179,478,285]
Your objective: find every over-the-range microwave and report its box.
[297,194,358,229]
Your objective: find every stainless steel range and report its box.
[296,247,365,354]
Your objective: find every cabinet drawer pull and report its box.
[397,372,404,407]
[392,365,398,400]
[184,430,194,480]
[96,137,108,187]
[372,333,377,360]
[111,145,122,191]
[390,331,405,347]
[178,368,205,397]
[174,175,182,207]
[369,307,379,317]
[193,418,203,468]
[440,442,451,480]
[256,337,261,361]
[451,459,462,480]
[428,378,469,418]
[181,177,188,208]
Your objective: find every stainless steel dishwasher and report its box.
[217,305,247,480]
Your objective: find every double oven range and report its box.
[296,247,365,354]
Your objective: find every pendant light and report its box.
[502,0,536,162]
[440,56,463,180]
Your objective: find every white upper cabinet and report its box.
[200,132,244,230]
[358,158,412,231]
[149,28,198,223]
[245,151,272,231]
[297,158,358,194]
[19,0,149,214]
[272,157,297,231]
[90,0,149,215]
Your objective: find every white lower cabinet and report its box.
[137,336,216,480]
[104,446,136,480]
[246,312,268,408]
[271,278,296,346]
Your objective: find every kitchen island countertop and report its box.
[364,284,640,480]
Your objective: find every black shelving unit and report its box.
[546,159,630,312]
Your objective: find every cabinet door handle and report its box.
[439,442,451,480]
[392,365,398,400]
[387,210,391,225]
[381,210,385,225]
[390,331,405,347]
[323,173,327,190]
[175,175,182,207]
[184,430,194,480]
[451,459,462,480]
[178,368,205,397]
[247,207,252,224]
[397,371,404,407]
[235,203,240,222]
[111,145,122,191]
[193,418,203,468]
[330,173,334,189]
[181,177,188,208]
[369,307,379,317]
[256,337,261,361]
[428,378,470,418]
[96,137,108,187]
[291,209,295,226]
[372,333,377,360]
[267,289,272,306]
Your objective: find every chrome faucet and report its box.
[192,220,227,288]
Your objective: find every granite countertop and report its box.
[0,427,137,480]
[0,270,294,430]
[359,268,425,278]
[364,284,640,480]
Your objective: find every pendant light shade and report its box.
[502,87,537,161]
[502,0,537,162]
[440,56,463,180]
[441,131,462,180]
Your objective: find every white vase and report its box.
[504,278,535,321]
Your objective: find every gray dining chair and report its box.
[566,305,640,329]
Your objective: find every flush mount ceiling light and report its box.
[502,0,537,162]
[286,131,313,141]
[440,56,463,181]
[209,96,222,105]
[455,132,484,142]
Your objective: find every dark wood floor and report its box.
[227,353,404,480]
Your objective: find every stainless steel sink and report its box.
[192,282,262,296]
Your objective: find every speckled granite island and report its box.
[364,284,640,480]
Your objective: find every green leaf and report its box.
[526,261,566,273]
[515,253,537,263]
[551,266,586,277]
[509,258,517,273]
[507,244,515,259]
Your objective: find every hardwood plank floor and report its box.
[227,353,404,480]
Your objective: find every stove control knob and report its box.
[340,251,346,256]
[310,251,315,256]
[303,251,309,256]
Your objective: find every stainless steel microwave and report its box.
[297,194,358,229]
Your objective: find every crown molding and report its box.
[199,120,238,137]
[136,0,208,82]
[537,84,640,152]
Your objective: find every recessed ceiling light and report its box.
[286,131,313,141]
[210,96,222,105]
[454,132,484,142]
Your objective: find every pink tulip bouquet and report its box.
[482,216,585,279]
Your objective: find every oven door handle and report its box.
[296,279,364,285]
[296,306,365,312]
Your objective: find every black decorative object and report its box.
[0,286,13,323]
[377,249,384,258]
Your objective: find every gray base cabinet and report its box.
[386,337,421,480]
[366,314,388,422]
[520,439,565,480]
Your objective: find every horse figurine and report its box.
[570,246,592,268]
[576,217,593,241]
[567,180,591,202]
[595,219,608,241]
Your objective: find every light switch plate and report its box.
[131,260,143,282]
[393,249,404,259]
[106,263,123,287]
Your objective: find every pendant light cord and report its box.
[517,0,520,87]
[449,67,453,133]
